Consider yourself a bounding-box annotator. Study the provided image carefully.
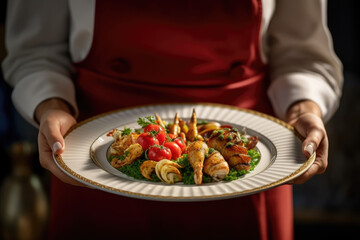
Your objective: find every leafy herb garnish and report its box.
[121,127,133,136]
[137,116,156,128]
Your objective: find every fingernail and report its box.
[305,143,314,156]
[52,142,62,153]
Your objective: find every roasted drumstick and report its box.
[187,140,209,185]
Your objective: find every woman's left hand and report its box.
[286,100,329,184]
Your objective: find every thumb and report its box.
[293,115,326,158]
[39,110,77,155]
[42,119,66,155]
[52,141,64,155]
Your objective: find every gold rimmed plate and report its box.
[54,103,315,202]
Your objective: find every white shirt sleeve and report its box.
[1,0,78,127]
[265,0,343,122]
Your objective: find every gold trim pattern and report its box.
[55,103,315,201]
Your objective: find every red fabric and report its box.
[75,0,273,118]
[49,1,293,239]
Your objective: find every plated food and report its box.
[107,109,261,185]
[56,103,313,200]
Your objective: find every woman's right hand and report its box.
[35,98,84,186]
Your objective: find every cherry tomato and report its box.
[155,131,167,145]
[167,133,176,140]
[173,137,186,152]
[136,133,159,150]
[144,124,164,133]
[163,142,182,160]
[147,145,172,162]
[144,124,167,145]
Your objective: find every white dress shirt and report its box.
[2,0,343,127]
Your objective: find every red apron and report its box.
[49,1,293,239]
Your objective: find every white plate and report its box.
[54,103,315,202]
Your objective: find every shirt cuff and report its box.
[267,72,339,123]
[11,71,79,128]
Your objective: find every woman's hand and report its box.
[286,100,329,184]
[36,98,83,186]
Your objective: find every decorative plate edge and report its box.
[54,103,313,201]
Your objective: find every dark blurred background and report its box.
[0,1,359,239]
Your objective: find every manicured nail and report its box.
[52,142,62,153]
[305,143,314,156]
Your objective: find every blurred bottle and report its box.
[0,142,48,240]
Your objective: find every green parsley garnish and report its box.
[137,116,156,128]
[223,148,261,181]
[121,127,133,136]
